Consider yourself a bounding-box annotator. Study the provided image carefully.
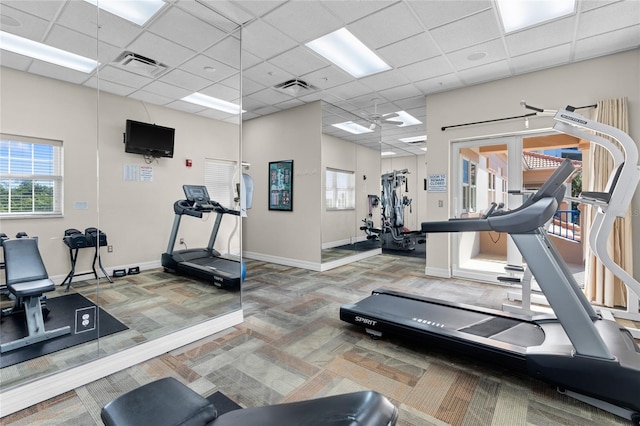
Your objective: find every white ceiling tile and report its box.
[577,1,640,39]
[429,9,502,53]
[274,98,305,110]
[127,31,196,68]
[1,0,63,21]
[0,5,50,41]
[320,0,395,25]
[148,7,227,53]
[457,60,511,85]
[204,35,241,69]
[377,32,441,68]
[243,61,293,88]
[378,84,421,102]
[241,77,264,96]
[408,0,492,29]
[127,89,173,106]
[218,73,241,91]
[242,50,263,70]
[242,19,297,60]
[242,97,269,111]
[360,69,411,92]
[301,66,353,90]
[446,39,507,71]
[199,83,240,103]
[180,55,237,84]
[235,1,288,19]
[175,0,240,33]
[349,2,423,49]
[329,81,373,101]
[28,61,91,85]
[262,2,342,43]
[0,50,33,71]
[46,25,121,64]
[574,26,640,61]
[510,44,572,74]
[399,56,454,82]
[196,108,236,121]
[159,69,211,92]
[252,105,282,116]
[195,0,255,25]
[142,80,193,100]
[394,95,427,111]
[98,65,153,88]
[246,87,292,105]
[505,16,576,57]
[269,47,331,78]
[83,77,135,97]
[413,73,463,94]
[165,100,207,114]
[56,0,141,49]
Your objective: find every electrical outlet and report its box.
[107,245,113,252]
[179,238,184,245]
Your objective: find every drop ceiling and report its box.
[1,0,639,156]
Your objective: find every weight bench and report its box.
[0,238,71,353]
[101,377,398,426]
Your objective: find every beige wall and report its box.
[423,49,640,278]
[242,102,322,266]
[0,67,240,279]
[321,133,380,246]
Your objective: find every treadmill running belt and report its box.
[459,317,520,337]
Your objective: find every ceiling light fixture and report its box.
[386,111,422,127]
[496,0,575,33]
[306,28,391,78]
[399,135,427,143]
[83,0,165,26]
[332,121,374,135]
[381,151,396,156]
[0,31,98,73]
[182,93,244,115]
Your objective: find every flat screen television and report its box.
[124,119,175,158]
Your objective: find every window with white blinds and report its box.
[0,134,63,218]
[325,168,355,210]
[204,158,237,208]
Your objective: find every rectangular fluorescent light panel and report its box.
[0,31,98,73]
[84,0,165,26]
[332,121,374,135]
[182,93,244,115]
[381,151,396,156]
[306,28,391,78]
[497,0,575,33]
[387,111,422,127]
[399,135,427,143]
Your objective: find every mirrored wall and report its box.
[0,2,242,392]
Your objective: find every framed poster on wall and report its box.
[268,160,293,211]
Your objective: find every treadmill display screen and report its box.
[183,185,211,203]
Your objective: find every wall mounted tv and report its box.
[124,119,175,158]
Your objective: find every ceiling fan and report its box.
[362,98,401,130]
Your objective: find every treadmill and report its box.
[341,151,640,419]
[161,185,241,290]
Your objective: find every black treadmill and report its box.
[161,185,241,290]
[341,159,640,422]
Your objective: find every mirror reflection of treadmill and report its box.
[161,185,241,290]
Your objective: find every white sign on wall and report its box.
[428,174,447,192]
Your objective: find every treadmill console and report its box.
[183,185,216,211]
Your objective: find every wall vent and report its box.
[114,51,168,77]
[274,79,317,95]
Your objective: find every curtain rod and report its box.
[441,103,597,131]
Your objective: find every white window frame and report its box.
[0,133,63,218]
[325,168,355,210]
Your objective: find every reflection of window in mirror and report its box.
[205,159,237,208]
[326,168,355,210]
[0,134,63,217]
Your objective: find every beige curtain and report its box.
[583,97,631,308]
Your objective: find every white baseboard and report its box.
[0,310,243,418]
[243,252,322,271]
[319,249,381,271]
[425,266,451,278]
[321,236,368,250]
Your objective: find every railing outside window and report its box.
[549,209,581,241]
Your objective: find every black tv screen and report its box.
[125,119,175,158]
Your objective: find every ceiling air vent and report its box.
[114,51,168,77]
[274,79,317,96]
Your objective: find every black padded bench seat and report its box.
[101,377,398,426]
